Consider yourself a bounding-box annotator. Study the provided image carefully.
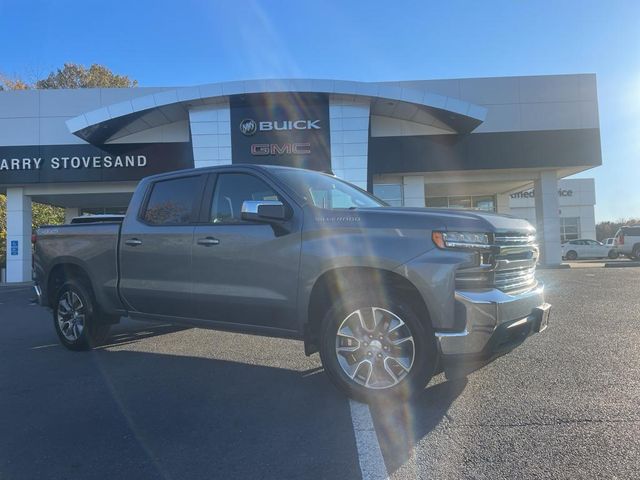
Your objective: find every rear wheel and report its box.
[565,250,578,261]
[319,290,437,402]
[53,280,111,351]
[631,246,640,260]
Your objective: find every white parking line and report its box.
[349,400,389,480]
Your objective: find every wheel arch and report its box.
[303,266,433,355]
[46,261,95,309]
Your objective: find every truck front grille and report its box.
[456,232,539,293]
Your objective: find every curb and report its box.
[604,262,640,268]
[537,264,571,270]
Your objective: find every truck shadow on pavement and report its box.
[98,321,191,348]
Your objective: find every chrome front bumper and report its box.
[435,283,547,356]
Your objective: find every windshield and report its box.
[273,169,385,209]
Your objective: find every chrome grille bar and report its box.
[457,231,539,293]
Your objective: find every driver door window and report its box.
[210,173,280,224]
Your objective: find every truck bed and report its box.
[34,222,123,312]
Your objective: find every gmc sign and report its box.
[251,143,312,155]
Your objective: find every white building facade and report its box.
[509,178,597,243]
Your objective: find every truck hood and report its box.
[354,207,535,234]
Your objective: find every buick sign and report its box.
[240,118,321,136]
[239,119,258,136]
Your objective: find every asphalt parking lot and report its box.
[1,268,639,479]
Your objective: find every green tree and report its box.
[1,63,138,268]
[596,219,640,241]
[35,63,138,89]
[0,74,29,91]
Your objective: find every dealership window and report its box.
[560,217,581,243]
[425,195,496,212]
[373,184,403,206]
[472,196,496,211]
[142,175,202,225]
[425,197,448,208]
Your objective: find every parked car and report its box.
[562,239,618,260]
[32,165,550,401]
[613,225,640,259]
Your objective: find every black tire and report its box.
[53,280,111,351]
[632,246,640,261]
[608,249,619,259]
[565,250,578,261]
[319,289,437,403]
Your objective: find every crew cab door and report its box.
[119,174,206,317]
[191,171,301,331]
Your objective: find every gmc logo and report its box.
[251,143,311,155]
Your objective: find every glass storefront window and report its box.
[373,184,403,206]
[448,196,472,209]
[473,195,495,211]
[425,195,496,211]
[425,197,448,208]
[560,217,580,243]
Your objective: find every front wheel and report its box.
[565,250,578,261]
[319,291,437,402]
[608,249,619,259]
[53,280,111,351]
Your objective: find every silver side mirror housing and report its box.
[241,200,286,222]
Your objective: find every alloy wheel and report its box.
[335,307,415,389]
[57,291,86,342]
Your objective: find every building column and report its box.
[534,171,562,266]
[64,207,80,224]
[188,101,232,168]
[329,96,370,190]
[403,176,425,207]
[5,187,32,283]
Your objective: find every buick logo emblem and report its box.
[239,118,257,136]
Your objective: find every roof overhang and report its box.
[66,79,487,144]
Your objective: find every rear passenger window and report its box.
[143,176,201,225]
[210,173,280,224]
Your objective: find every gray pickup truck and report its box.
[33,165,550,401]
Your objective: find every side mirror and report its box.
[241,200,286,222]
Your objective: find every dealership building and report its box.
[0,74,601,282]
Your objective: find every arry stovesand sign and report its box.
[0,142,194,185]
[0,155,148,171]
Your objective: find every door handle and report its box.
[125,238,143,247]
[197,237,220,246]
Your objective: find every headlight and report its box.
[432,231,490,249]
